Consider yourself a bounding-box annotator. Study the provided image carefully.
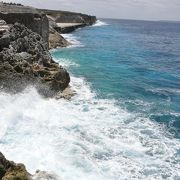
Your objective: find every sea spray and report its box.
[92,20,109,27]
[0,72,179,179]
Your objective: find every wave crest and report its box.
[93,20,109,27]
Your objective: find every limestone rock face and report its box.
[0,34,10,50]
[0,3,97,50]
[0,23,70,97]
[0,4,49,47]
[49,26,71,49]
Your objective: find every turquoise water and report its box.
[53,19,180,138]
[0,19,180,179]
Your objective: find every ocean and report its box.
[0,19,180,179]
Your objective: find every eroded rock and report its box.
[0,152,59,180]
[0,22,70,97]
[0,152,31,180]
[49,26,71,49]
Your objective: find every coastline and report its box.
[0,17,180,180]
[0,2,96,179]
[0,2,96,97]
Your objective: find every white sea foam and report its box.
[147,87,180,96]
[61,34,84,48]
[93,20,109,27]
[0,59,180,180]
[53,57,80,69]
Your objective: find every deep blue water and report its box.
[53,19,180,138]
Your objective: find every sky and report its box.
[2,0,180,21]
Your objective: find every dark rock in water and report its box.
[0,22,70,97]
[0,152,31,180]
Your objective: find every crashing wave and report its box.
[93,20,109,27]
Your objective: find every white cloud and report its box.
[2,0,180,20]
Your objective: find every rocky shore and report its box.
[49,25,71,49]
[0,2,96,179]
[0,2,96,97]
[0,2,96,48]
[0,152,30,180]
[0,152,58,179]
[0,22,70,97]
[42,9,96,34]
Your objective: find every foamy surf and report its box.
[53,57,80,69]
[0,57,180,180]
[61,34,84,48]
[93,20,109,27]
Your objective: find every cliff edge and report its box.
[0,3,97,48]
[0,3,96,96]
[40,8,96,33]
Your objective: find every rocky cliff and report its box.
[0,2,96,177]
[49,26,71,49]
[0,3,96,48]
[0,2,97,96]
[40,9,96,34]
[0,3,85,96]
[39,9,96,25]
[0,22,70,97]
[0,4,49,47]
